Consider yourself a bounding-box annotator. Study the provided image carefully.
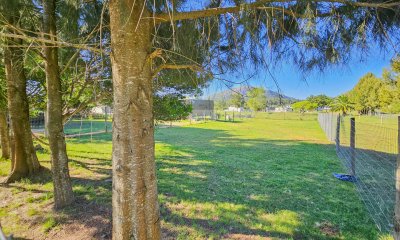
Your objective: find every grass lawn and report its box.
[0,114,390,239]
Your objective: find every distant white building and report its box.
[317,106,331,111]
[273,105,293,112]
[91,106,113,115]
[227,106,244,112]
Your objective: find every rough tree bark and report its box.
[3,23,41,183]
[42,0,74,208]
[109,0,161,239]
[0,110,10,159]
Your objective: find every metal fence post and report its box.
[335,114,341,152]
[350,117,356,176]
[105,108,108,133]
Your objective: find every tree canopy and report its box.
[246,87,267,111]
[343,57,400,114]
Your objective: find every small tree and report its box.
[307,95,332,108]
[330,95,353,115]
[154,95,192,122]
[348,73,382,114]
[292,100,317,113]
[214,97,228,111]
[229,93,244,108]
[246,87,267,112]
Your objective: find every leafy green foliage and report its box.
[245,87,267,111]
[214,97,228,111]
[347,73,382,114]
[344,57,400,114]
[228,93,244,108]
[306,95,332,108]
[154,95,192,122]
[292,100,317,112]
[330,95,353,115]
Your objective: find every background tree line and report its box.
[330,57,400,115]
[214,87,295,112]
[289,57,400,115]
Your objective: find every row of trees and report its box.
[215,87,273,111]
[292,57,400,115]
[346,57,400,114]
[216,89,333,114]
[292,94,333,112]
[1,0,400,239]
[292,57,400,114]
[0,0,205,226]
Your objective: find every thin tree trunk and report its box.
[109,1,160,239]
[0,110,10,159]
[3,23,41,183]
[42,0,74,209]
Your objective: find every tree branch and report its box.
[0,32,103,54]
[154,0,400,23]
[62,92,110,124]
[152,64,203,78]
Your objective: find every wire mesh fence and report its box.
[30,113,112,138]
[30,113,45,130]
[318,113,397,233]
[214,110,254,121]
[64,116,112,136]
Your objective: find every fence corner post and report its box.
[350,117,355,176]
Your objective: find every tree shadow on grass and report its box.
[54,126,382,239]
[1,125,385,239]
[154,126,380,239]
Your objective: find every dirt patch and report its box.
[316,221,340,236]
[22,198,112,240]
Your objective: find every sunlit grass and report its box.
[0,112,389,239]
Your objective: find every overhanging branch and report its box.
[154,0,400,23]
[0,32,103,54]
[152,64,204,78]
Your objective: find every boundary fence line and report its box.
[318,113,399,234]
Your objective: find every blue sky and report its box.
[203,49,395,100]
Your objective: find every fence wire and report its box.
[318,113,397,233]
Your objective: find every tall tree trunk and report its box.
[42,0,74,209]
[3,27,41,183]
[109,1,161,239]
[0,110,10,159]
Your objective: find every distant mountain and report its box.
[209,86,298,105]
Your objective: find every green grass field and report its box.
[0,113,391,239]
